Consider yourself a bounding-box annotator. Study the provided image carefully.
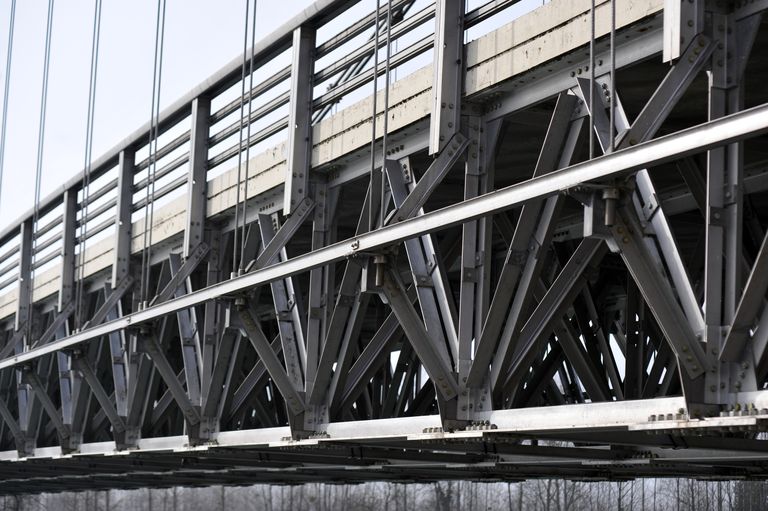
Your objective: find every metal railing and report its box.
[0,0,526,314]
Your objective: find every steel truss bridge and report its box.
[0,0,766,494]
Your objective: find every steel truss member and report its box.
[0,0,766,491]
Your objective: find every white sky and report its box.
[0,0,315,230]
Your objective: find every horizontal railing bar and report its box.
[134,152,190,195]
[78,198,118,228]
[314,35,433,111]
[0,259,17,281]
[208,118,289,169]
[314,3,434,84]
[465,0,521,28]
[34,214,63,240]
[0,246,18,267]
[32,233,62,255]
[3,102,766,370]
[135,130,191,172]
[315,0,415,57]
[79,177,118,209]
[210,65,292,124]
[209,91,291,146]
[75,216,115,245]
[133,174,188,212]
[0,274,17,291]
[31,250,60,272]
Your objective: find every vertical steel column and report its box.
[429,0,464,155]
[14,219,32,445]
[111,149,135,428]
[304,181,333,406]
[469,95,581,390]
[184,97,211,258]
[57,191,77,440]
[59,190,76,311]
[284,25,316,214]
[15,219,32,332]
[200,229,221,421]
[457,116,496,419]
[112,150,135,285]
[624,279,645,399]
[662,0,704,62]
[704,13,750,400]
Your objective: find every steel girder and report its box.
[0,0,764,491]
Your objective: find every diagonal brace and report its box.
[136,332,201,426]
[82,276,134,329]
[235,306,306,415]
[150,242,210,306]
[31,302,75,349]
[249,197,315,271]
[502,239,608,392]
[721,230,768,361]
[386,132,469,224]
[22,368,70,441]
[381,268,459,400]
[71,354,126,434]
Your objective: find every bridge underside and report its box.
[0,0,767,493]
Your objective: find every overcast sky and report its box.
[0,0,315,230]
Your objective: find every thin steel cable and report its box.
[145,0,167,301]
[609,0,616,152]
[368,0,381,231]
[380,0,393,225]
[0,0,16,217]
[29,0,55,340]
[233,0,252,275]
[240,0,258,271]
[139,0,167,305]
[75,0,103,329]
[589,0,595,159]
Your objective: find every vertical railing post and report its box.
[429,0,465,155]
[113,150,135,286]
[59,190,77,312]
[15,219,32,333]
[111,149,135,443]
[184,97,211,258]
[58,190,77,443]
[663,0,704,62]
[284,25,316,214]
[15,219,33,451]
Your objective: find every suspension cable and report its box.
[0,0,16,217]
[75,0,103,329]
[239,0,258,272]
[139,0,167,306]
[380,0,394,225]
[28,0,55,340]
[233,0,252,276]
[368,0,382,231]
